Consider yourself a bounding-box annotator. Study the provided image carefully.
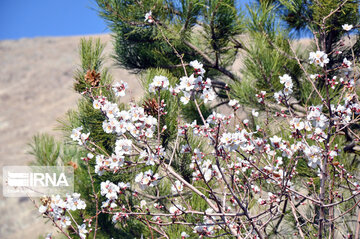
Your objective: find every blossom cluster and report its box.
[100,180,130,209]
[149,75,170,92]
[255,91,266,103]
[38,194,88,238]
[191,156,223,182]
[94,96,158,139]
[193,208,218,236]
[333,94,360,124]
[70,126,90,145]
[166,60,216,104]
[144,10,153,23]
[228,99,240,109]
[112,81,128,97]
[309,51,329,67]
[134,169,160,189]
[274,74,294,104]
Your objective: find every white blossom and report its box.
[59,216,71,228]
[309,51,329,67]
[290,118,305,131]
[144,10,153,23]
[101,180,120,200]
[78,224,88,239]
[181,231,190,238]
[66,193,86,211]
[279,74,292,85]
[343,58,352,69]
[179,75,195,91]
[201,88,216,103]
[140,200,147,209]
[169,204,185,215]
[171,180,184,193]
[342,24,353,31]
[229,99,239,107]
[93,99,101,109]
[180,92,191,104]
[135,170,160,189]
[274,91,284,104]
[189,60,205,76]
[304,145,322,168]
[39,205,47,214]
[112,81,128,97]
[252,109,259,117]
[70,126,84,144]
[149,75,169,92]
[115,139,132,155]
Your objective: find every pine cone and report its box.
[143,98,159,117]
[84,69,101,87]
[67,161,78,170]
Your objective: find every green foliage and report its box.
[230,77,258,106]
[96,0,195,71]
[96,0,243,81]
[140,68,180,146]
[231,2,306,108]
[29,134,84,167]
[181,99,212,124]
[29,134,61,166]
[201,0,244,67]
[79,38,105,72]
[73,38,113,93]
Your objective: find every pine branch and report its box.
[183,40,240,81]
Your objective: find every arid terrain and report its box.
[0,34,141,239]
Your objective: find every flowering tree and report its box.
[30,1,360,239]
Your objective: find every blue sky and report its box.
[0,0,260,40]
[0,0,110,40]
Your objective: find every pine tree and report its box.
[30,39,150,238]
